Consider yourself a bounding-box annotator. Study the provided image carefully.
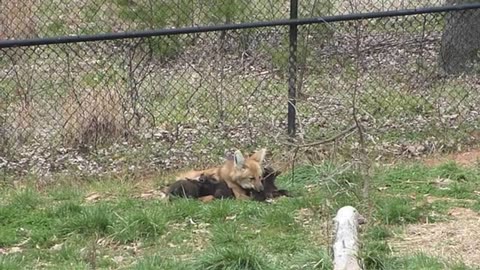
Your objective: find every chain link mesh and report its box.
[1,0,449,40]
[1,1,479,177]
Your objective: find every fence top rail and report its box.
[1,2,480,49]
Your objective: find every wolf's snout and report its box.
[255,183,264,192]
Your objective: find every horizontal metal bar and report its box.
[1,3,480,48]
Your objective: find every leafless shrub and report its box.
[0,114,7,156]
[0,0,38,39]
[61,88,128,147]
[5,101,37,146]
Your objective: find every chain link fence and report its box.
[1,1,480,177]
[1,0,448,40]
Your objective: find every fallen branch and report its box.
[283,124,357,148]
[332,206,366,270]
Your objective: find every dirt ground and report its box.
[391,207,480,268]
[391,148,480,268]
[422,148,480,167]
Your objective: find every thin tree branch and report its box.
[348,0,369,201]
[283,124,357,148]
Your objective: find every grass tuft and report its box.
[112,207,168,243]
[10,188,43,210]
[360,240,390,270]
[53,201,83,218]
[375,197,426,225]
[365,225,392,241]
[434,162,471,181]
[61,203,113,236]
[197,246,272,270]
[0,255,27,270]
[133,255,192,270]
[290,248,333,270]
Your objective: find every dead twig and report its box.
[86,233,98,270]
[283,124,357,148]
[290,146,300,184]
[348,0,371,205]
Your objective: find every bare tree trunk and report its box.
[439,1,480,74]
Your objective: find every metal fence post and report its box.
[288,0,298,138]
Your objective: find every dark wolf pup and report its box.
[167,174,233,201]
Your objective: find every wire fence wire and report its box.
[1,1,480,177]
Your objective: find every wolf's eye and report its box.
[249,177,255,180]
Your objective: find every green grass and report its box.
[375,161,479,200]
[289,248,333,269]
[375,196,429,225]
[196,245,272,270]
[0,255,29,270]
[1,159,479,269]
[133,255,192,270]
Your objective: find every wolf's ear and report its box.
[249,148,267,164]
[233,150,245,169]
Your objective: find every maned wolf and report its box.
[175,149,267,199]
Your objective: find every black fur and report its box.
[167,174,234,200]
[198,174,235,199]
[167,179,202,199]
[248,167,290,201]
